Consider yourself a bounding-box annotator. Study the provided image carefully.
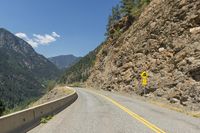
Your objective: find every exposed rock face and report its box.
[109,15,135,39]
[87,0,200,111]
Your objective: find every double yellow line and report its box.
[90,90,166,133]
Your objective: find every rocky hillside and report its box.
[0,28,60,110]
[49,54,81,69]
[87,0,200,111]
[62,0,200,111]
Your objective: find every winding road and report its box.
[28,88,200,133]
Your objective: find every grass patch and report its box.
[62,88,74,95]
[191,112,200,118]
[40,115,53,124]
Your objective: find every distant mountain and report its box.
[0,28,60,109]
[49,55,81,69]
[59,45,102,84]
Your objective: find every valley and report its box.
[0,0,200,133]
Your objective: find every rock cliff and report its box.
[87,0,200,111]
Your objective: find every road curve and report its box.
[28,88,200,133]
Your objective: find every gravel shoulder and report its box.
[84,87,200,118]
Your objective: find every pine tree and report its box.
[105,4,122,37]
[120,0,151,16]
[112,4,121,23]
[105,0,151,37]
[105,15,113,36]
[120,0,135,16]
[139,0,151,6]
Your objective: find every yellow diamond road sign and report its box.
[142,78,147,86]
[141,71,148,78]
[141,71,148,86]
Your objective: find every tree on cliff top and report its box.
[105,0,151,37]
[120,0,135,16]
[105,4,122,36]
[121,0,151,16]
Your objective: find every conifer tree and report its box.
[120,0,135,16]
[105,4,122,36]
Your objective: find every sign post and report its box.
[140,71,148,95]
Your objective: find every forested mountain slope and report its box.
[0,28,60,111]
[49,55,81,69]
[60,45,102,84]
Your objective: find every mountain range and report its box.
[0,28,60,109]
[49,55,81,69]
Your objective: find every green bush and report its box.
[3,97,40,115]
[40,115,53,124]
[46,80,57,91]
[0,100,5,116]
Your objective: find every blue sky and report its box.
[0,0,120,57]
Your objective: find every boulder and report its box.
[190,27,200,34]
[170,98,179,103]
[158,47,165,52]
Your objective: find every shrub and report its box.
[0,100,5,116]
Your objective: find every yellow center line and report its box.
[88,90,166,133]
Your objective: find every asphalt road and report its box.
[28,88,200,133]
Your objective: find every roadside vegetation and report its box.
[68,82,85,87]
[40,115,53,124]
[1,80,57,116]
[45,80,57,91]
[2,97,40,116]
[0,100,5,116]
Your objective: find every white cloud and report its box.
[15,32,28,39]
[15,32,60,48]
[52,32,60,38]
[33,34,56,44]
[27,39,38,48]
